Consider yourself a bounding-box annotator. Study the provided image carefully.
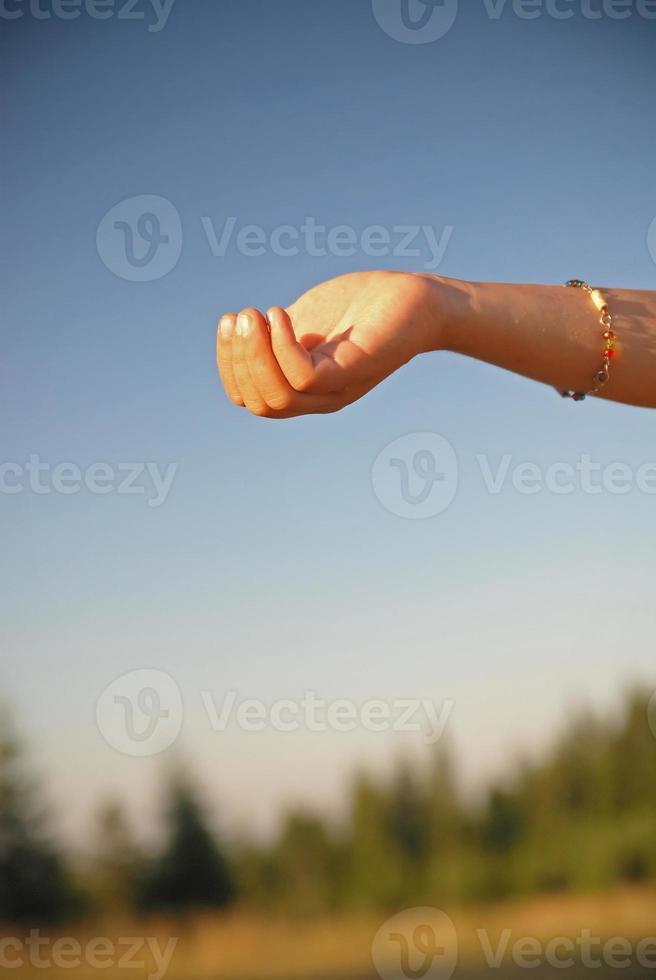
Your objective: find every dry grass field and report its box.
[4,887,655,980]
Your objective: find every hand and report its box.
[216,271,443,418]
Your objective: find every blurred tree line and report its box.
[1,689,655,923]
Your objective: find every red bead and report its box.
[604,348,617,360]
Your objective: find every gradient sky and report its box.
[2,0,656,847]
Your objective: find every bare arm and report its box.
[216,271,656,417]
[438,277,656,409]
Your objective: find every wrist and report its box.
[415,273,475,354]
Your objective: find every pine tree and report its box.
[90,801,144,917]
[0,707,80,923]
[271,811,343,915]
[345,771,405,910]
[138,774,235,914]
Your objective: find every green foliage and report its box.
[1,688,655,923]
[239,688,656,913]
[271,811,345,915]
[137,775,235,914]
[345,771,409,910]
[0,707,83,923]
[88,801,145,916]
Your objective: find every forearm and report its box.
[429,276,656,409]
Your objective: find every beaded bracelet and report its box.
[559,279,617,401]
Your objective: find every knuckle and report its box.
[290,373,314,394]
[266,392,292,412]
[251,403,273,418]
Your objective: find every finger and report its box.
[267,307,317,392]
[269,306,354,395]
[217,314,244,406]
[241,308,300,413]
[232,309,271,416]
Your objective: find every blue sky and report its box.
[2,0,656,845]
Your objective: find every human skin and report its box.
[216,271,656,417]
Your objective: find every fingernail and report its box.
[237,313,251,337]
[220,316,234,340]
